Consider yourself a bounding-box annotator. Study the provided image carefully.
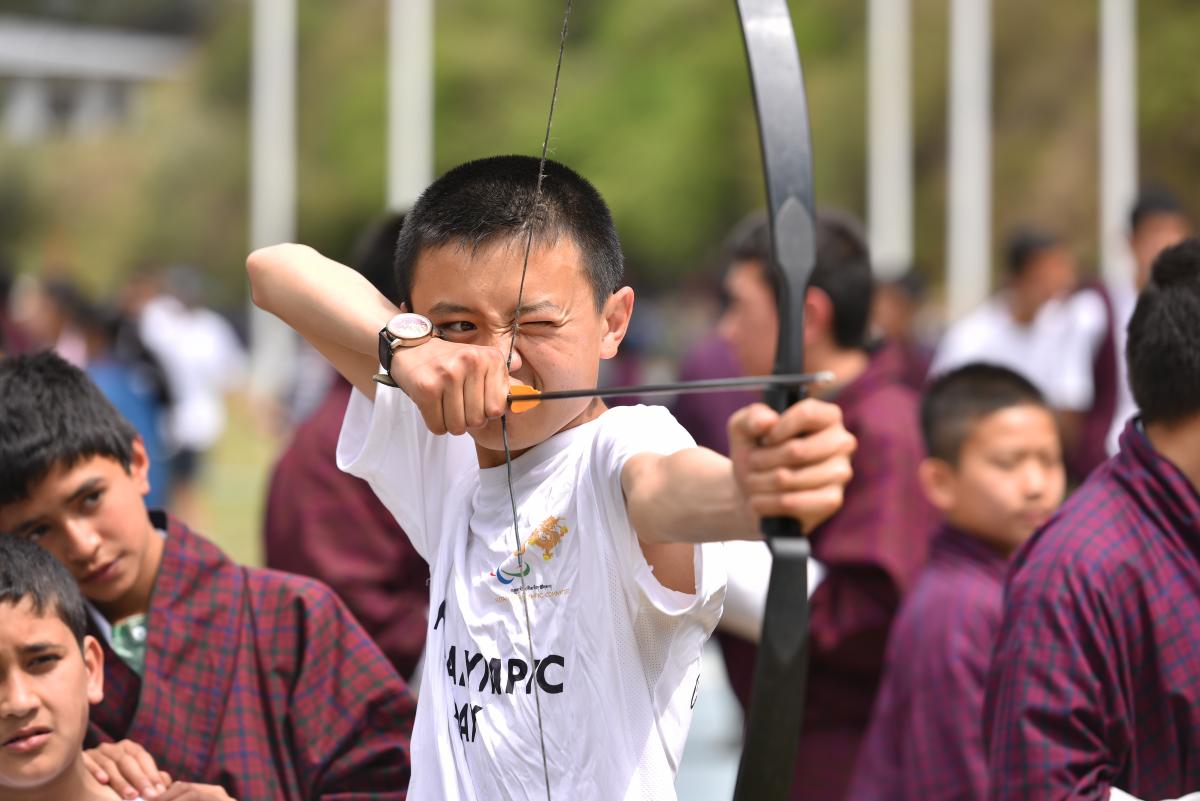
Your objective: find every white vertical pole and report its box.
[868,0,913,279]
[388,0,434,210]
[1100,0,1137,289]
[945,0,992,320]
[248,0,298,398]
[3,77,51,143]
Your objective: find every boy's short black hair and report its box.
[921,363,1050,464]
[1130,187,1187,233]
[1005,226,1060,277]
[881,269,928,304]
[1127,238,1200,425]
[0,351,139,506]
[349,212,405,302]
[394,155,623,310]
[0,535,88,646]
[727,209,874,350]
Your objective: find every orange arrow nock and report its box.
[508,384,541,414]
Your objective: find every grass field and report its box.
[192,395,282,567]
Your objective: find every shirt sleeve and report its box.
[984,559,1127,801]
[719,542,826,642]
[336,385,477,564]
[590,405,727,617]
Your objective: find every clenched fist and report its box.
[728,398,856,532]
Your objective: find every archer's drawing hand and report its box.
[83,739,171,799]
[389,337,513,436]
[728,398,856,533]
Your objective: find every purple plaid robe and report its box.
[88,513,416,800]
[671,334,757,455]
[720,350,940,801]
[849,527,1009,801]
[984,420,1200,801]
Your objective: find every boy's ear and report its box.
[918,457,957,514]
[803,286,834,350]
[129,437,151,498]
[82,635,105,705]
[599,286,635,360]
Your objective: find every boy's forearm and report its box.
[247,243,398,357]
[624,448,761,544]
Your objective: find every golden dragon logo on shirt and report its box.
[521,516,569,561]
[489,516,570,586]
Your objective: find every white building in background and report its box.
[0,14,190,142]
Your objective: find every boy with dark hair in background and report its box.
[931,226,1110,481]
[0,534,233,801]
[0,351,415,801]
[985,238,1200,801]
[717,210,938,801]
[849,364,1065,801]
[1099,188,1194,455]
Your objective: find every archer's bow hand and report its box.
[727,398,856,534]
[388,337,512,436]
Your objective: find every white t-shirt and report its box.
[337,388,726,801]
[930,290,1108,411]
[139,295,246,451]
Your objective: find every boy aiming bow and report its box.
[248,155,856,800]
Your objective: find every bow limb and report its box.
[731,2,817,800]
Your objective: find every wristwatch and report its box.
[373,312,437,387]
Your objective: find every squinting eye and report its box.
[441,321,476,334]
[29,654,61,669]
[21,526,49,542]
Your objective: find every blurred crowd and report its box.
[0,262,247,521]
[0,183,1193,801]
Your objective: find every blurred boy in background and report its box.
[717,210,938,801]
[985,239,1200,801]
[849,364,1065,801]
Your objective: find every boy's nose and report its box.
[62,518,104,562]
[506,341,524,373]
[0,675,39,719]
[1021,461,1050,498]
[488,327,523,373]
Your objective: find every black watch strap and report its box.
[378,326,395,374]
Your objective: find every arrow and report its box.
[370,370,834,412]
[506,371,834,411]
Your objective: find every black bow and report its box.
[730,1,818,799]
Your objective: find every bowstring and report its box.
[500,3,574,800]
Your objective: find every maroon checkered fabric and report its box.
[265,377,430,679]
[720,351,940,801]
[1068,282,1120,482]
[849,527,1009,801]
[985,420,1200,801]
[88,512,416,800]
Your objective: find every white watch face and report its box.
[386,313,433,341]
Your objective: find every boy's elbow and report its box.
[246,243,306,310]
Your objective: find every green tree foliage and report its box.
[1,1,1197,303]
